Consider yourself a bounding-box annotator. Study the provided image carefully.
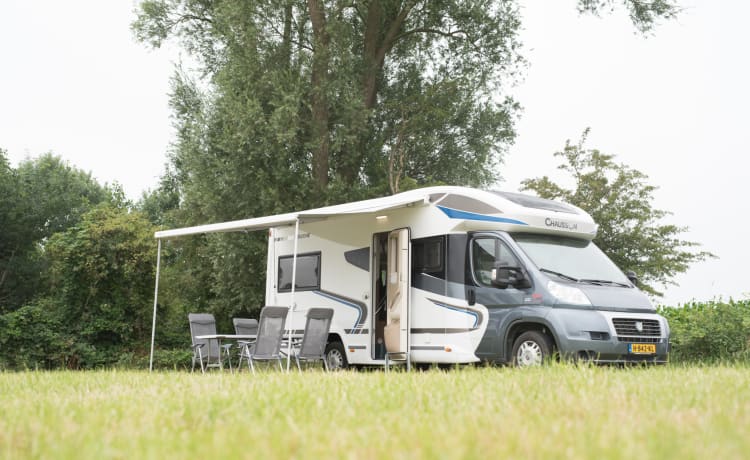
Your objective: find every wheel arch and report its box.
[327,332,344,345]
[504,319,560,362]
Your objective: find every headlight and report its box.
[547,280,591,306]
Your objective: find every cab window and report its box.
[471,238,520,287]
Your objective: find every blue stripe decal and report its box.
[431,300,479,329]
[313,290,362,328]
[437,206,528,226]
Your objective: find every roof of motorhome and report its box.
[154,186,596,240]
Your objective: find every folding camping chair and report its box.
[188,313,233,373]
[290,308,334,371]
[237,306,288,373]
[233,317,258,369]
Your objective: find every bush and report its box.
[659,299,750,362]
[0,298,71,369]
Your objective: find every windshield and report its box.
[511,233,630,285]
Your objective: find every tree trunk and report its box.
[339,2,415,187]
[308,0,330,190]
[0,246,18,291]
[388,125,407,194]
[281,1,293,66]
[362,1,383,110]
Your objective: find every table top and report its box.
[195,334,256,340]
[195,333,303,340]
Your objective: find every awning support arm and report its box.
[286,218,300,372]
[149,239,162,373]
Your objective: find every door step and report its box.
[384,352,411,372]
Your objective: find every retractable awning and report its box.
[153,194,428,240]
[149,193,429,371]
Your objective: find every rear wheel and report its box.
[511,331,553,367]
[325,342,349,371]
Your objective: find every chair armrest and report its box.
[192,343,204,350]
[281,337,302,346]
[280,338,302,354]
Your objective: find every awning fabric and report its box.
[154,195,428,240]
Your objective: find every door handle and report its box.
[468,288,476,306]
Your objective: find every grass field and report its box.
[1,364,748,459]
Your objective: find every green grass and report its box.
[1,365,748,459]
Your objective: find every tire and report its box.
[511,330,553,367]
[325,341,349,371]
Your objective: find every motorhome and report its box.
[152,186,670,369]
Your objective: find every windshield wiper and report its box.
[539,268,579,282]
[578,279,632,288]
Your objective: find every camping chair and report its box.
[233,318,259,369]
[188,313,233,373]
[291,308,334,372]
[237,306,288,373]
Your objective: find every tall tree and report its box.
[0,152,110,311]
[133,1,526,197]
[521,129,713,296]
[133,0,680,198]
[131,0,680,315]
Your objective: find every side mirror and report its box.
[491,264,531,289]
[626,270,638,286]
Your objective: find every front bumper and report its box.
[549,308,670,364]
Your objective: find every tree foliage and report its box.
[0,152,110,311]
[521,129,713,296]
[46,206,157,367]
[659,300,750,362]
[132,0,679,198]
[0,204,158,369]
[133,0,524,196]
[577,0,681,33]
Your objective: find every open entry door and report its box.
[384,228,410,355]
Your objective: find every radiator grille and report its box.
[619,336,660,343]
[613,318,661,341]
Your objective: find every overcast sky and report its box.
[1,1,747,306]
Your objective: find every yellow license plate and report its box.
[629,343,656,354]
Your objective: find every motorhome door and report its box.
[385,228,409,355]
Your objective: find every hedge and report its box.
[658,299,750,362]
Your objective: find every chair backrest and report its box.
[298,308,334,359]
[188,313,219,359]
[233,318,259,336]
[253,306,288,359]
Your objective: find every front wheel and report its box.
[325,342,349,371]
[511,331,553,367]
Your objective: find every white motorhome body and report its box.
[152,186,670,369]
[265,186,594,366]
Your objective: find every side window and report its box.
[471,238,519,287]
[412,236,445,279]
[344,247,370,271]
[278,252,321,292]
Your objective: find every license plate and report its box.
[629,343,656,354]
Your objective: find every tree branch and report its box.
[375,0,418,65]
[166,13,213,30]
[393,27,468,43]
